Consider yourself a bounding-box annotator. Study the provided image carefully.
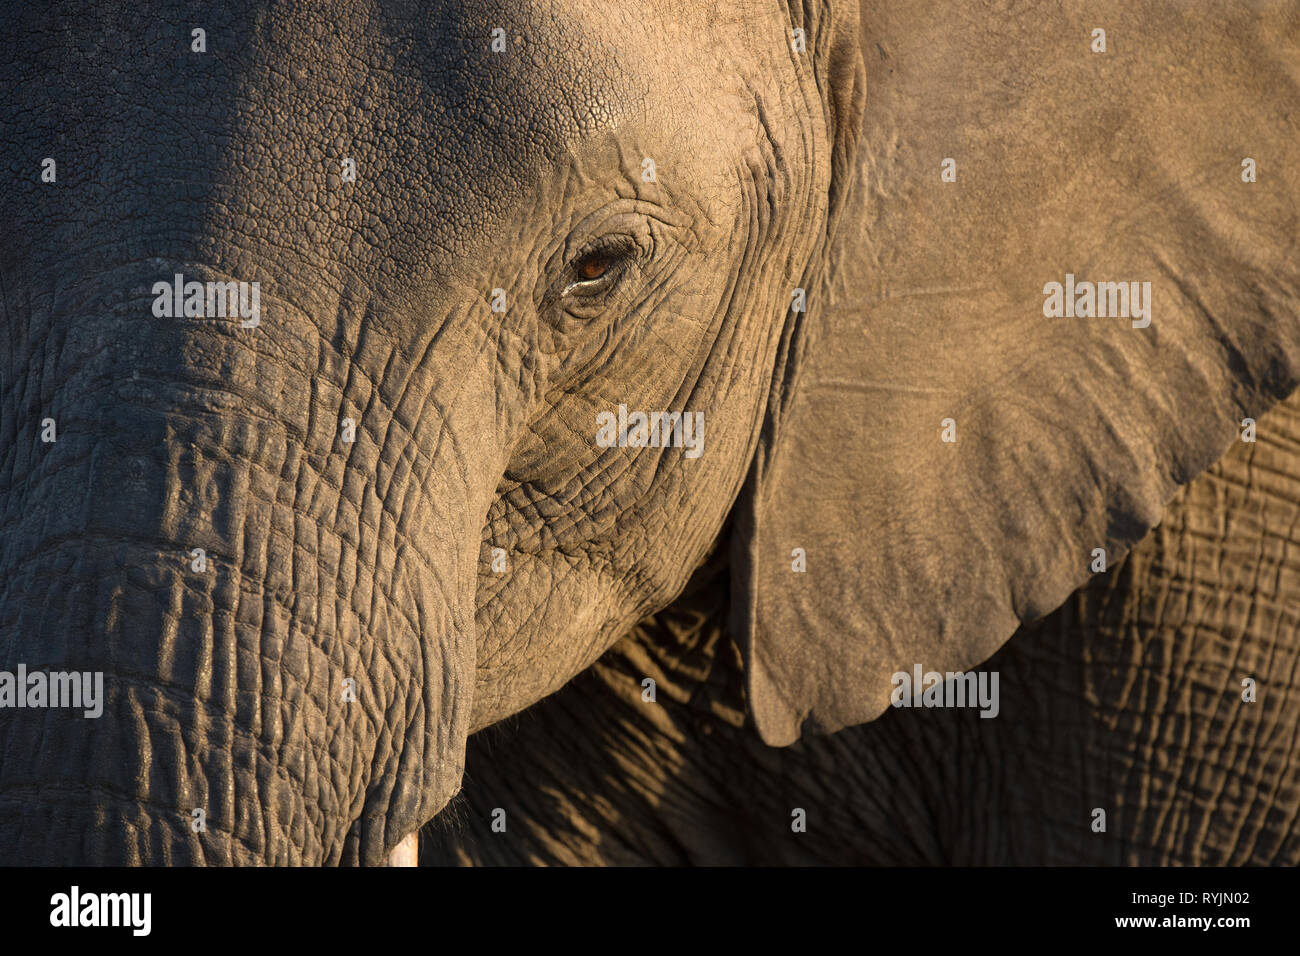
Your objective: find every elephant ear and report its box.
[731,0,1300,745]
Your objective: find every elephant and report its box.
[1,0,1298,866]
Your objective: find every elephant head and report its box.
[0,0,1297,864]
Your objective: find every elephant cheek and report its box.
[0,338,475,865]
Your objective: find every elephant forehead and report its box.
[367,2,649,171]
[253,0,661,268]
[260,0,758,278]
[7,1,655,262]
[346,0,770,266]
[6,0,771,302]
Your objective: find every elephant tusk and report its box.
[385,832,419,867]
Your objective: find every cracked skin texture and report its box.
[3,0,1300,864]
[428,387,1300,865]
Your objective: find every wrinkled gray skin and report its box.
[2,1,1299,865]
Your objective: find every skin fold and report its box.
[1,0,1298,865]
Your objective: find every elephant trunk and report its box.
[0,273,476,864]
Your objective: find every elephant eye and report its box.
[576,252,612,281]
[561,239,636,299]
